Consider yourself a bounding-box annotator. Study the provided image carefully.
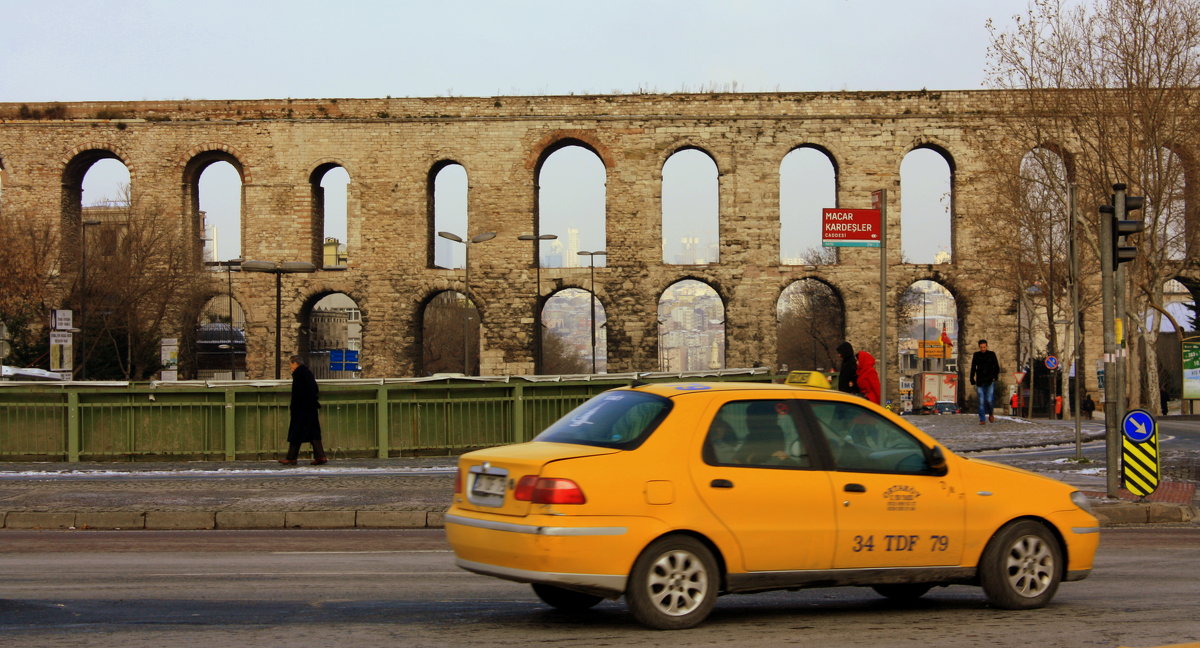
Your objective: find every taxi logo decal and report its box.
[882,485,921,511]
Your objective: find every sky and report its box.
[5,0,1036,265]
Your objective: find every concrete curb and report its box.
[1092,502,1197,525]
[4,503,1195,530]
[1,510,447,531]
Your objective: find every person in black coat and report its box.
[969,339,1001,425]
[836,341,859,395]
[281,355,327,465]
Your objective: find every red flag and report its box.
[940,324,953,348]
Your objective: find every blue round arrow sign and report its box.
[1122,409,1155,443]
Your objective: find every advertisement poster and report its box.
[49,331,73,372]
[1183,337,1200,400]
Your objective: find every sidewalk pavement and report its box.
[0,415,1194,531]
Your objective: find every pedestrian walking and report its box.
[855,350,881,404]
[1081,393,1095,420]
[281,355,328,465]
[835,341,859,396]
[969,339,1000,425]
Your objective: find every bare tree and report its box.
[78,191,203,379]
[0,213,60,367]
[421,292,480,375]
[540,329,589,374]
[776,279,844,372]
[983,0,1200,408]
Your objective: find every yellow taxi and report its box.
[445,382,1099,630]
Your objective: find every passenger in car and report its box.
[703,418,739,464]
[734,402,790,466]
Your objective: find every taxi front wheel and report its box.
[532,583,604,611]
[626,535,718,630]
[979,520,1062,609]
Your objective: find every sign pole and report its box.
[876,189,888,408]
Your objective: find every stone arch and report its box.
[776,277,846,372]
[541,286,607,374]
[428,159,469,269]
[309,161,352,268]
[897,278,961,404]
[191,288,248,380]
[1156,142,1200,260]
[530,133,613,172]
[183,149,246,267]
[60,148,132,294]
[657,278,726,371]
[535,139,607,268]
[419,289,482,376]
[900,143,956,264]
[299,289,364,378]
[662,146,721,265]
[780,144,839,265]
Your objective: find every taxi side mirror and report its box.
[926,446,948,475]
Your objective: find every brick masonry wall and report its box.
[0,91,1141,391]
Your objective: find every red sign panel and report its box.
[822,208,882,247]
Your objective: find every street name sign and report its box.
[821,209,881,247]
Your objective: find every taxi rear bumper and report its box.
[445,509,668,598]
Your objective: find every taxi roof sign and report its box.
[784,371,832,389]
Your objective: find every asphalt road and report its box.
[1,528,1197,648]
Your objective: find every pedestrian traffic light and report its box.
[1110,183,1144,268]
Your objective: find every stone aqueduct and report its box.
[0,91,1173,392]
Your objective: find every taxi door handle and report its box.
[710,479,734,489]
[843,483,866,493]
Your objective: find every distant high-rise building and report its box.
[566,228,581,267]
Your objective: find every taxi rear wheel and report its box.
[531,583,604,612]
[626,535,718,630]
[979,520,1062,609]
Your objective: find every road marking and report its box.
[145,571,465,577]
[270,550,452,554]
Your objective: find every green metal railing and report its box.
[0,370,773,462]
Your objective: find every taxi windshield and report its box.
[534,390,673,450]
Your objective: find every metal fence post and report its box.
[67,391,80,462]
[376,384,389,458]
[512,382,525,443]
[224,388,237,461]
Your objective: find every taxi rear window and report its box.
[534,390,672,450]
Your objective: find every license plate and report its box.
[472,473,506,496]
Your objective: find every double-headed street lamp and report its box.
[517,233,558,298]
[241,260,316,379]
[577,250,606,374]
[438,230,496,374]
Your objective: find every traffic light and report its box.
[1110,183,1145,268]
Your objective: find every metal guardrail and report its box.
[0,369,773,462]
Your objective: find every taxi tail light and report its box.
[513,475,587,504]
[454,469,462,494]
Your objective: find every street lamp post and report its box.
[206,259,244,379]
[577,250,607,374]
[438,231,496,375]
[79,219,101,380]
[517,233,558,299]
[241,260,316,379]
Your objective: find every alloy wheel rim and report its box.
[646,549,709,616]
[1004,534,1054,597]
